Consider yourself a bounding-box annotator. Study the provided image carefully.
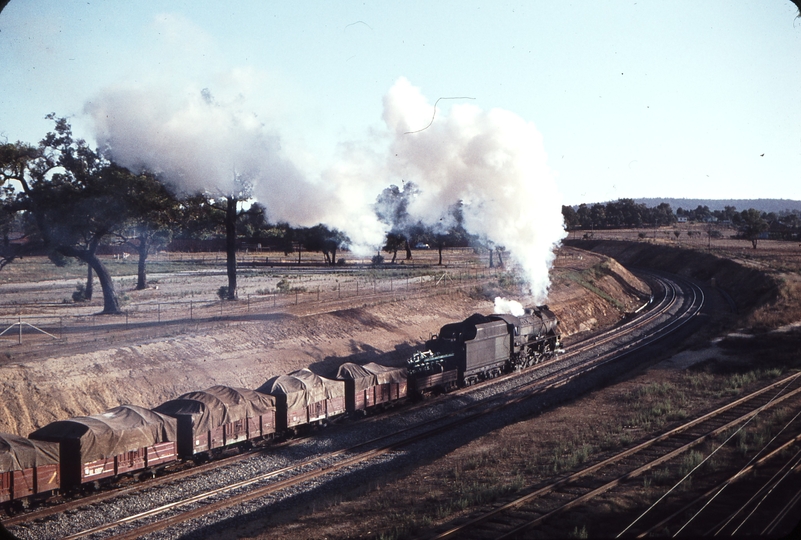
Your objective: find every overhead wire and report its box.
[616,371,801,538]
[675,376,801,535]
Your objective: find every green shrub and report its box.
[217,286,230,300]
[72,282,88,302]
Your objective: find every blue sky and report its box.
[1,1,800,207]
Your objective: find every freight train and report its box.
[0,305,558,509]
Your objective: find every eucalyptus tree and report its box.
[115,170,180,290]
[0,116,146,313]
[177,183,262,300]
[739,208,769,249]
[302,224,349,265]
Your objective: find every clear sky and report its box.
[1,1,800,207]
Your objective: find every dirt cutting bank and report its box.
[0,248,649,437]
[566,240,779,323]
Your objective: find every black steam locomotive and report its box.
[407,305,561,394]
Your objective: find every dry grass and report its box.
[747,274,801,330]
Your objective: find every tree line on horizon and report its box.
[562,198,801,248]
[0,117,483,314]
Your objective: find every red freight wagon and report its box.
[0,433,60,504]
[336,362,407,413]
[29,405,177,489]
[154,385,277,458]
[258,368,346,431]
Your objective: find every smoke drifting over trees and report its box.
[84,76,566,301]
[380,78,566,301]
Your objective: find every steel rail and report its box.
[632,432,801,538]
[431,377,801,537]
[431,372,801,539]
[637,435,801,538]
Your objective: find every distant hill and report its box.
[633,198,801,214]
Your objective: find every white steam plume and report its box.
[85,84,331,223]
[494,297,525,316]
[382,77,566,301]
[85,83,386,254]
[84,76,565,270]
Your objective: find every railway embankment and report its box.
[565,239,781,329]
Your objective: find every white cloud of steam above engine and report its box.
[83,73,565,279]
[494,297,525,317]
[382,77,566,301]
[84,83,387,253]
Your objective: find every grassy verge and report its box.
[360,360,797,539]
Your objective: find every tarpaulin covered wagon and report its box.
[0,432,60,503]
[257,368,346,431]
[336,362,407,413]
[154,385,276,457]
[29,404,177,488]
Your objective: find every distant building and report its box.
[677,216,688,223]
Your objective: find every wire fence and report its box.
[0,267,499,347]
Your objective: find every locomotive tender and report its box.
[407,305,561,394]
[1,305,559,508]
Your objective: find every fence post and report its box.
[158,303,161,323]
[338,283,341,299]
[60,317,63,339]
[317,286,320,302]
[18,315,22,345]
[295,290,298,305]
[190,301,193,320]
[247,294,250,313]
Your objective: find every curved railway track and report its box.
[5,270,707,539]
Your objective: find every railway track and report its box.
[4,271,704,539]
[428,370,801,538]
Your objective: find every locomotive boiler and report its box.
[407,305,561,394]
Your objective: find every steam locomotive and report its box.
[407,305,561,394]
